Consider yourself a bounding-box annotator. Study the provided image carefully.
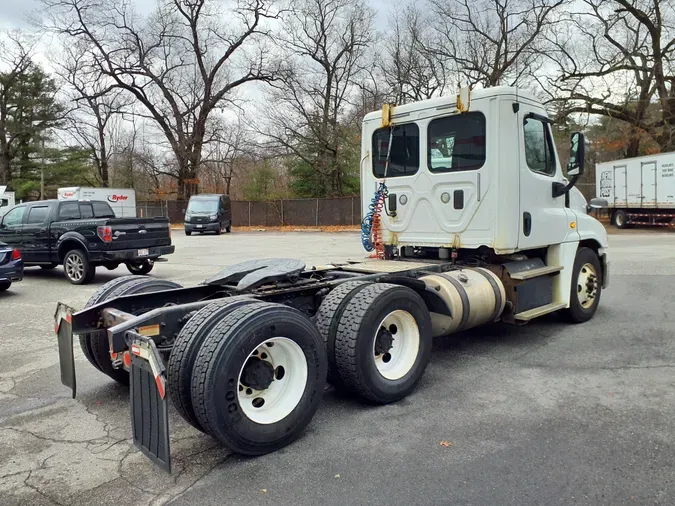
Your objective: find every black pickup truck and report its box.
[0,199,175,284]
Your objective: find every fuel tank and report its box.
[420,268,506,337]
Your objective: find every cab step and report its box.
[514,302,567,321]
[510,265,563,281]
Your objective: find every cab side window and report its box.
[58,202,81,220]
[524,117,557,176]
[2,206,25,227]
[27,206,50,224]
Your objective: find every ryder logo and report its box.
[61,192,76,198]
[107,194,129,203]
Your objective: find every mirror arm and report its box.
[552,174,580,198]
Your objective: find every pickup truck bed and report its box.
[0,199,174,284]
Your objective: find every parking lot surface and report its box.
[0,231,674,505]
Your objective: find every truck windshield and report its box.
[187,200,218,213]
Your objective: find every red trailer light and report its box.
[11,249,21,260]
[97,226,113,243]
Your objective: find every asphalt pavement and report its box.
[0,231,673,505]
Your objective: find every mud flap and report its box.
[128,332,172,473]
[55,303,76,398]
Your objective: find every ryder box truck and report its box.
[58,187,137,218]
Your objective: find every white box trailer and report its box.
[0,187,15,217]
[58,187,137,218]
[595,151,675,228]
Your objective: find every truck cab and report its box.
[360,87,609,319]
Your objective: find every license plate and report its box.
[196,225,203,228]
[138,249,149,257]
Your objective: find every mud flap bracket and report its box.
[128,331,172,473]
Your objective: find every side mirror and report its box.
[589,198,608,209]
[567,132,585,177]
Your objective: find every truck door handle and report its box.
[523,212,532,237]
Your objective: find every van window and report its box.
[187,198,219,214]
[372,124,420,178]
[428,112,486,173]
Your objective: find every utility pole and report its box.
[40,137,45,200]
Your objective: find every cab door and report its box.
[0,205,26,249]
[518,112,575,249]
[21,204,52,263]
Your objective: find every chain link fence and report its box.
[138,187,602,227]
[136,197,362,227]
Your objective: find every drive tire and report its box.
[0,281,11,292]
[613,210,629,229]
[191,303,327,455]
[185,230,192,236]
[225,225,231,233]
[563,247,602,324]
[88,278,183,385]
[168,297,258,432]
[333,283,432,404]
[63,249,96,285]
[314,280,373,388]
[126,260,154,275]
[79,275,150,373]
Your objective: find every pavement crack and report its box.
[1,427,102,444]
[159,454,232,506]
[23,469,65,506]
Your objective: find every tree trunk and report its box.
[625,130,641,158]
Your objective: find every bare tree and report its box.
[380,4,450,104]
[56,41,131,187]
[545,0,675,155]
[42,0,283,198]
[0,32,34,185]
[200,113,250,195]
[428,0,565,88]
[263,0,374,197]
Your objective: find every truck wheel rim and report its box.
[237,337,308,424]
[65,255,84,281]
[372,310,420,380]
[577,263,598,309]
[616,213,624,226]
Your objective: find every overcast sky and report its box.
[0,0,396,29]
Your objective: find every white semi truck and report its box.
[54,86,609,472]
[595,151,675,228]
[0,187,15,217]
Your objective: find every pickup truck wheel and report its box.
[215,226,222,235]
[64,250,95,285]
[185,230,192,236]
[0,281,11,292]
[314,280,373,388]
[226,225,231,233]
[191,303,327,455]
[333,284,432,404]
[88,278,183,385]
[79,275,151,373]
[168,297,257,432]
[563,247,602,324]
[126,260,154,275]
